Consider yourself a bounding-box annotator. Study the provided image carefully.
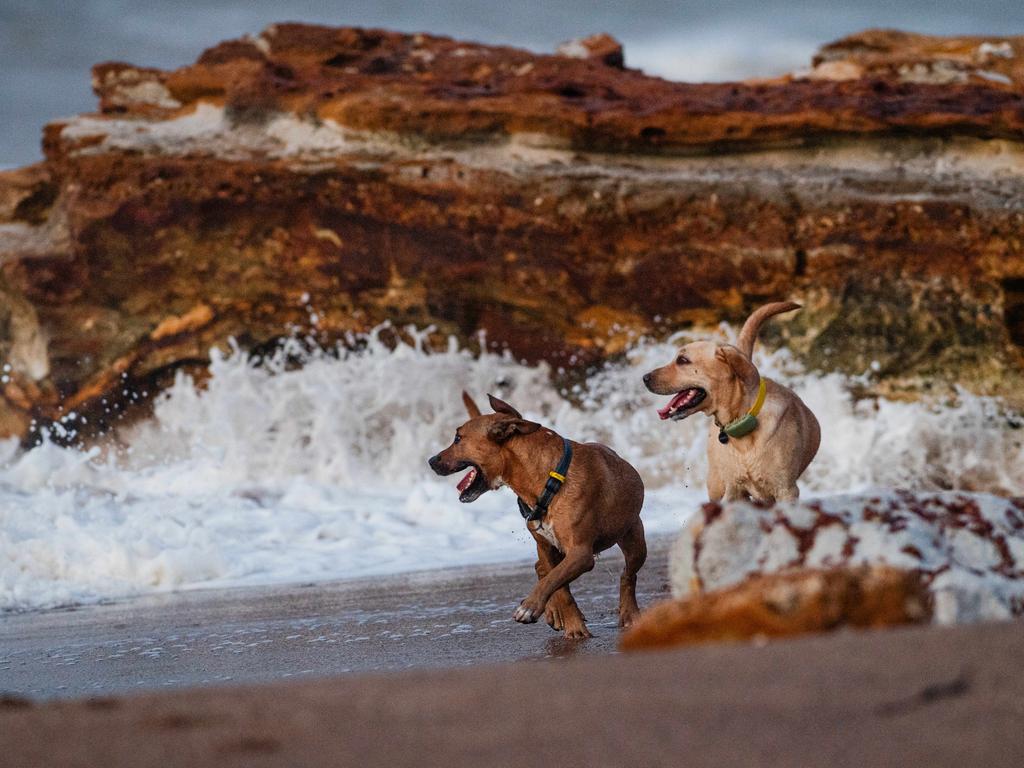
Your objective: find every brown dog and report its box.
[643,301,820,503]
[428,392,646,639]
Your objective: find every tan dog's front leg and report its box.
[707,460,725,502]
[776,485,800,502]
[534,544,591,639]
[724,484,748,502]
[515,546,595,626]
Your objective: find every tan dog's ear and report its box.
[715,345,759,387]
[487,394,522,419]
[488,418,541,443]
[462,391,482,418]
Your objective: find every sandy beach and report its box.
[2,616,1022,767]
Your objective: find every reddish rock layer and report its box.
[814,29,1024,89]
[2,25,1024,439]
[620,566,930,650]
[82,25,1024,151]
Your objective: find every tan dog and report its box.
[643,302,820,503]
[428,392,646,639]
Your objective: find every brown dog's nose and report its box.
[643,372,653,387]
[428,454,442,472]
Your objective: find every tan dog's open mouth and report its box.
[455,462,488,503]
[657,388,706,420]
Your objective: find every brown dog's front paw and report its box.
[544,603,564,631]
[547,602,591,637]
[563,620,592,640]
[514,599,543,624]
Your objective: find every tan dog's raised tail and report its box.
[428,393,646,639]
[643,301,820,503]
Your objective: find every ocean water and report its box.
[2,0,1023,166]
[1,325,1021,611]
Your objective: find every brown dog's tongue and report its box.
[456,467,477,492]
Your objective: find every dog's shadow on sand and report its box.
[530,621,621,661]
[543,636,589,658]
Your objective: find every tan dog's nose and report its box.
[642,372,653,389]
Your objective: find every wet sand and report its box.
[0,540,672,699]
[2,619,1022,767]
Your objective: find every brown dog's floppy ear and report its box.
[715,345,759,388]
[462,391,482,418]
[487,394,522,419]
[488,419,541,443]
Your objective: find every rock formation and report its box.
[2,25,1024,439]
[619,490,1023,648]
[669,491,1024,625]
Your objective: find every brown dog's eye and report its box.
[453,434,461,444]
[676,355,689,365]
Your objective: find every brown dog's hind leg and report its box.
[515,546,595,629]
[617,518,647,629]
[533,540,591,639]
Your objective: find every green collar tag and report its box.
[723,413,759,438]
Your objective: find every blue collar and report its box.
[516,437,573,523]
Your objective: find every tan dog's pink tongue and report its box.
[658,390,694,420]
[456,467,478,492]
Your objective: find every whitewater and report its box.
[1,324,1022,612]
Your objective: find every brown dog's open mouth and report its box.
[658,388,706,420]
[456,463,488,503]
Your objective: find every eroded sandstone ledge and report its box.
[2,26,1024,439]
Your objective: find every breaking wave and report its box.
[1,325,1022,611]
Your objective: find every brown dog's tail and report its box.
[736,301,801,358]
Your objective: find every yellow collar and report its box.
[720,378,767,442]
[749,377,767,418]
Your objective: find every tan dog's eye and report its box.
[676,355,690,365]
[453,434,461,444]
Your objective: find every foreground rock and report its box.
[2,26,1024,439]
[669,491,1024,625]
[620,566,929,650]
